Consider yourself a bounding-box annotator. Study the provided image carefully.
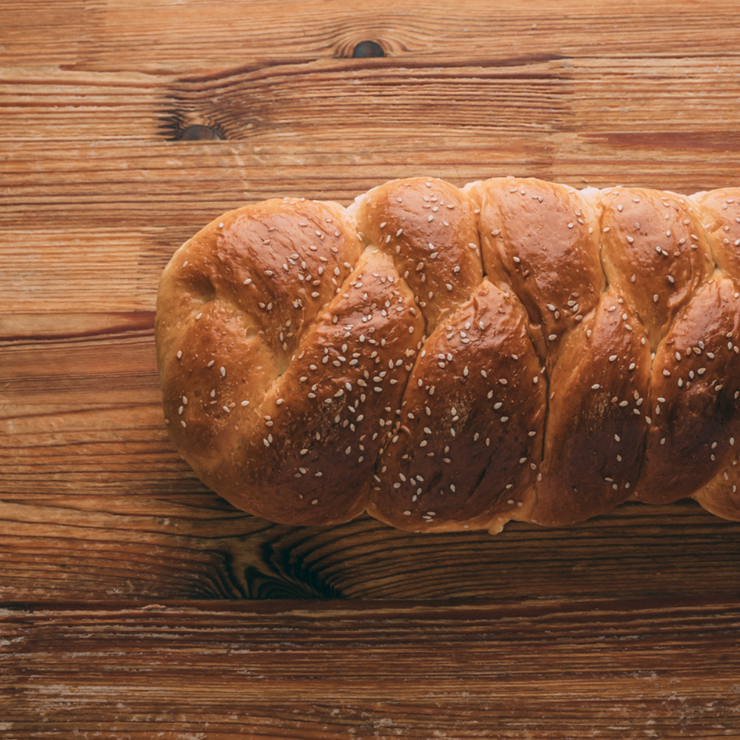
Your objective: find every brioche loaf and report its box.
[155,177,740,533]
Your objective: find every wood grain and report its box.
[4,0,740,735]
[3,486,740,601]
[2,599,739,738]
[3,0,740,70]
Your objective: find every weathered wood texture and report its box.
[3,0,740,736]
[2,599,740,738]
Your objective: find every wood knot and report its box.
[352,40,385,58]
[180,124,222,141]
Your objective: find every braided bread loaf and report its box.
[155,177,740,533]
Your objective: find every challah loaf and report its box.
[155,177,740,533]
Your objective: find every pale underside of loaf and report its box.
[155,177,740,533]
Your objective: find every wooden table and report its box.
[2,1,740,736]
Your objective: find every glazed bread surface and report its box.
[155,177,740,532]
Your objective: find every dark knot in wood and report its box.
[180,124,222,141]
[352,40,385,58]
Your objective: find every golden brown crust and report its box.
[155,178,740,532]
[694,453,740,520]
[368,279,545,532]
[469,177,604,364]
[216,248,424,526]
[635,277,740,504]
[351,177,483,334]
[599,187,713,351]
[530,289,652,526]
[692,189,740,283]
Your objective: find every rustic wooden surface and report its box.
[2,0,740,736]
[3,598,740,739]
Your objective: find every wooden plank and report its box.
[3,58,740,147]
[1,483,739,600]
[3,0,740,71]
[2,599,739,738]
[4,57,740,143]
[2,315,158,402]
